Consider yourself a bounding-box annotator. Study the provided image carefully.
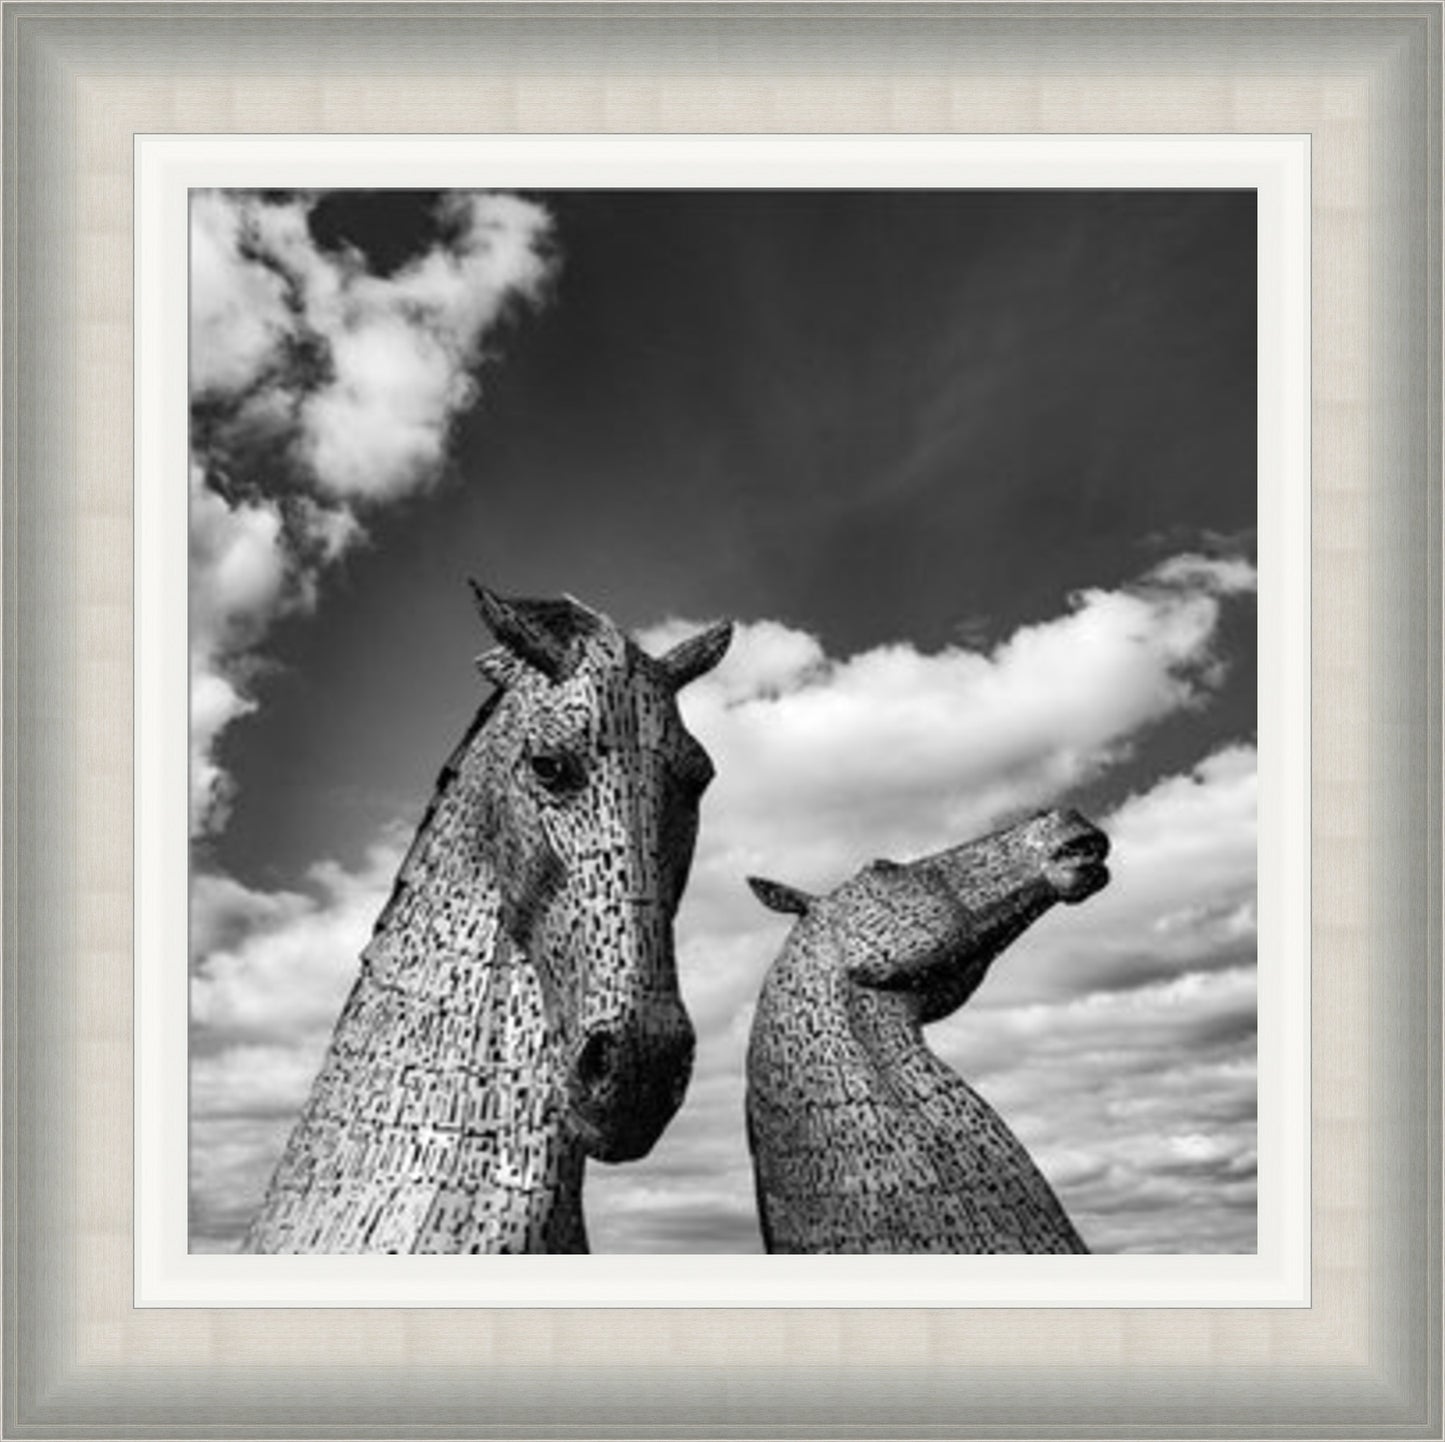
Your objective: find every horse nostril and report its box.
[576,1031,619,1092]
[1053,829,1109,863]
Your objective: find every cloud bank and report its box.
[189,555,1256,1253]
[188,190,555,834]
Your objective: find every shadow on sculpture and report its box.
[242,584,731,1253]
[745,808,1110,1254]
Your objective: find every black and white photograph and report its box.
[188,187,1258,1256]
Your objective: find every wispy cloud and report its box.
[189,556,1256,1253]
[188,189,555,834]
[189,835,406,1251]
[941,962,1258,1253]
[639,552,1254,891]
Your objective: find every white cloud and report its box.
[191,837,405,1052]
[1146,551,1257,596]
[189,837,405,1238]
[188,189,554,835]
[190,556,1256,1253]
[961,968,1258,1254]
[292,192,555,502]
[189,191,296,397]
[641,553,1254,895]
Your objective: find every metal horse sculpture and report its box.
[745,809,1110,1254]
[243,585,732,1253]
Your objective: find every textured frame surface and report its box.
[3,3,1440,1437]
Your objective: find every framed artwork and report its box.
[5,3,1439,1436]
[136,134,1307,1310]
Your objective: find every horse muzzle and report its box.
[566,1013,696,1162]
[1040,810,1112,904]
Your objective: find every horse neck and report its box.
[751,927,906,1119]
[751,928,1083,1253]
[759,918,1021,1096]
[248,704,587,1254]
[360,882,587,1253]
[362,727,589,1251]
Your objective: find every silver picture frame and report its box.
[4,3,1439,1435]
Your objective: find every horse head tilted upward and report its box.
[243,586,731,1253]
[745,809,1109,1254]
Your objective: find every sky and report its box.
[189,187,1257,1254]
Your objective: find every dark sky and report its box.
[211,189,1255,889]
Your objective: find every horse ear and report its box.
[469,579,569,681]
[660,620,733,691]
[747,876,815,916]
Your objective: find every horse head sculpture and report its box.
[745,809,1109,1253]
[469,583,730,1162]
[242,585,731,1253]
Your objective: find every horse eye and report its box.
[527,751,582,795]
